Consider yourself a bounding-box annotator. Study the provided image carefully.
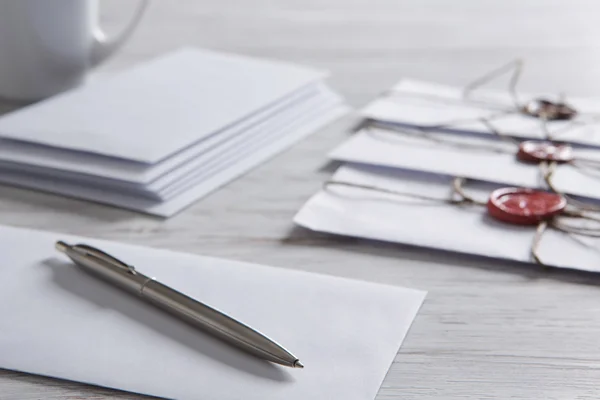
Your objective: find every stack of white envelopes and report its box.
[0,47,348,217]
[295,73,600,273]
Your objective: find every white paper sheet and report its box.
[294,164,600,273]
[329,127,600,201]
[0,47,326,162]
[0,225,426,400]
[362,79,600,147]
[0,103,349,216]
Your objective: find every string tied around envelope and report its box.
[365,122,600,210]
[463,59,579,124]
[324,177,600,266]
[324,176,486,207]
[382,59,600,142]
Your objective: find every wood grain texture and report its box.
[2,0,600,398]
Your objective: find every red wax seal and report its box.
[487,187,567,225]
[521,98,577,121]
[516,141,574,163]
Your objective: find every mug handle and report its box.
[91,0,150,66]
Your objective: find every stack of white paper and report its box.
[295,74,600,272]
[0,48,348,217]
[0,225,425,399]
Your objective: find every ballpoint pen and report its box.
[55,241,304,369]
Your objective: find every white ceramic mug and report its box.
[0,0,149,102]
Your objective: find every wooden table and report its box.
[3,1,600,398]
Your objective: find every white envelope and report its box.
[329,126,600,201]
[0,83,323,185]
[0,47,327,163]
[294,163,600,273]
[0,100,348,217]
[0,225,426,400]
[362,79,600,147]
[5,84,341,200]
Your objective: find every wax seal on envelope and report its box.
[516,141,574,163]
[487,187,567,225]
[521,98,577,121]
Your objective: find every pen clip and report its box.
[75,244,137,275]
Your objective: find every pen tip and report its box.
[55,241,69,253]
[293,360,304,369]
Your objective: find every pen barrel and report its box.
[67,250,150,292]
[141,280,298,367]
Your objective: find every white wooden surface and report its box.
[2,1,600,398]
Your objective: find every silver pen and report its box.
[55,241,304,369]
